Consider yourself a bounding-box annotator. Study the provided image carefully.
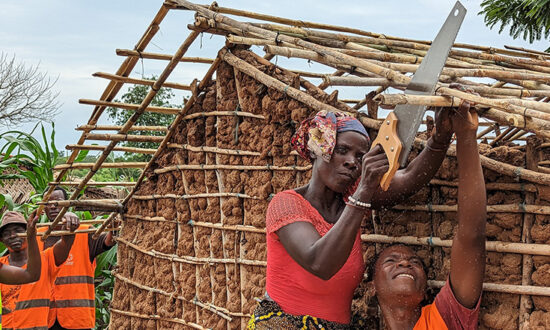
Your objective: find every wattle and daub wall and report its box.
[109,48,550,329]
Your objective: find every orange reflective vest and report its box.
[413,302,448,330]
[0,248,59,330]
[38,225,96,329]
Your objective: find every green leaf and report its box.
[1,194,15,211]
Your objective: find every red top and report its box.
[265,190,365,324]
[414,280,481,329]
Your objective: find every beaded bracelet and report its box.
[347,195,371,210]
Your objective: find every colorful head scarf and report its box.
[291,111,370,162]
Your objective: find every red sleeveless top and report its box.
[265,190,365,324]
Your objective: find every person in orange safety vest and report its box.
[0,209,79,330]
[0,211,45,330]
[368,95,486,329]
[40,187,116,330]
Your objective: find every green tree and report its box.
[479,0,550,50]
[106,77,182,162]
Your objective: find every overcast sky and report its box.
[1,0,548,152]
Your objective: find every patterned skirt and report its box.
[247,299,351,330]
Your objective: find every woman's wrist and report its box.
[351,188,374,205]
[427,135,451,152]
[455,130,477,143]
[431,129,452,147]
[346,195,371,211]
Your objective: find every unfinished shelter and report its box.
[40,1,550,329]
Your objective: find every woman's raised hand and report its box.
[448,83,479,137]
[355,145,389,201]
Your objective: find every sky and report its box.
[0,0,548,153]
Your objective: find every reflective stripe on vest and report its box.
[53,299,95,309]
[37,225,97,328]
[14,299,51,311]
[54,276,94,285]
[3,327,48,330]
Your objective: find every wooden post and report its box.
[519,138,539,328]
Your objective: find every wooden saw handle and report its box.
[370,112,402,191]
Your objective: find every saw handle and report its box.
[370,112,402,191]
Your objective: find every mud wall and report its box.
[109,48,550,329]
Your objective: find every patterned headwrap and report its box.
[291,111,370,162]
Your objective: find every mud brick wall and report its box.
[109,48,550,329]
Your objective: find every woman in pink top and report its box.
[248,108,454,329]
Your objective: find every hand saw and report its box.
[370,1,466,191]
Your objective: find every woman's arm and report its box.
[370,106,453,209]
[448,101,487,308]
[278,146,389,280]
[0,213,41,284]
[277,205,366,280]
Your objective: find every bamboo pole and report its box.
[36,219,108,227]
[241,18,550,70]
[43,24,200,239]
[392,203,550,215]
[110,308,205,329]
[261,44,550,125]
[94,57,223,239]
[188,220,265,234]
[219,48,381,129]
[115,49,215,63]
[17,227,119,238]
[182,110,265,120]
[113,273,233,321]
[187,2,431,44]
[428,179,538,193]
[76,125,168,132]
[520,142,538,326]
[361,234,550,256]
[299,78,355,113]
[131,192,259,200]
[323,76,550,98]
[375,93,550,125]
[167,143,261,156]
[178,1,417,88]
[124,215,178,223]
[49,181,137,187]
[154,163,312,174]
[287,69,330,78]
[54,162,147,170]
[415,137,550,186]
[375,94,550,136]
[317,70,347,90]
[496,127,521,146]
[477,123,499,139]
[490,127,515,147]
[504,45,550,60]
[276,44,550,82]
[65,144,157,154]
[79,99,180,115]
[93,72,192,91]
[428,280,550,297]
[38,199,123,211]
[117,237,266,266]
[84,133,165,143]
[507,130,529,142]
[39,3,171,227]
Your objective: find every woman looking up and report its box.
[248,108,454,329]
[371,99,485,329]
